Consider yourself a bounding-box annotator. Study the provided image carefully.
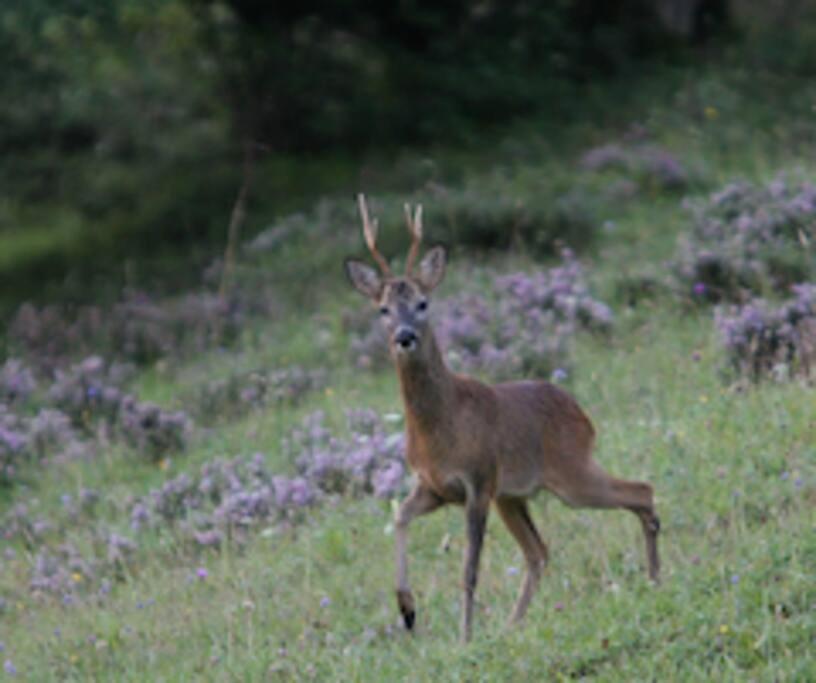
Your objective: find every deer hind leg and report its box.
[550,459,661,581]
[495,496,549,625]
[394,482,445,631]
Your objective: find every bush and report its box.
[118,397,192,462]
[715,283,816,381]
[128,408,407,547]
[580,142,692,193]
[0,404,83,487]
[0,359,37,405]
[109,291,243,364]
[8,304,108,374]
[8,290,244,370]
[285,409,407,500]
[421,181,598,254]
[48,356,191,460]
[0,406,30,486]
[247,181,598,266]
[193,366,327,421]
[673,176,815,302]
[47,356,133,425]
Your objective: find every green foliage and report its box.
[0,0,688,314]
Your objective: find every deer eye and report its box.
[379,306,390,316]
[416,300,428,312]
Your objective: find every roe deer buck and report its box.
[344,195,661,643]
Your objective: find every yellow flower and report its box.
[699,394,709,404]
[72,572,83,583]
[159,458,169,471]
[719,624,729,635]
[705,106,719,120]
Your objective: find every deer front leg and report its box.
[461,491,490,643]
[395,482,444,631]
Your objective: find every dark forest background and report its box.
[0,0,812,309]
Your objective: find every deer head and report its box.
[345,194,447,360]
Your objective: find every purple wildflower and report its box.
[551,368,568,383]
[715,284,816,380]
[674,176,816,301]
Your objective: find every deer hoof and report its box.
[396,589,416,631]
[403,609,416,630]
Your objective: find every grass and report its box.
[1,62,815,680]
[2,311,813,681]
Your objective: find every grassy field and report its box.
[1,64,815,681]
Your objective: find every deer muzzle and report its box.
[394,326,418,352]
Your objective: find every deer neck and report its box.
[395,329,455,432]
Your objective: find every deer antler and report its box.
[404,203,423,276]
[358,193,391,276]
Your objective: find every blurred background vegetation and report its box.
[0,0,814,313]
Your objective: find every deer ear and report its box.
[344,258,383,300]
[416,245,447,292]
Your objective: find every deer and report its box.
[344,195,661,643]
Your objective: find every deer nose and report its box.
[394,327,418,350]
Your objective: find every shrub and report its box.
[423,183,597,254]
[47,356,132,426]
[194,366,327,420]
[110,290,244,364]
[8,291,244,370]
[48,356,190,460]
[0,407,29,486]
[118,397,192,462]
[0,359,37,405]
[247,185,598,266]
[7,304,107,374]
[715,283,816,380]
[580,142,691,192]
[128,408,407,546]
[129,453,316,546]
[673,177,815,301]
[0,404,83,487]
[285,409,407,499]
